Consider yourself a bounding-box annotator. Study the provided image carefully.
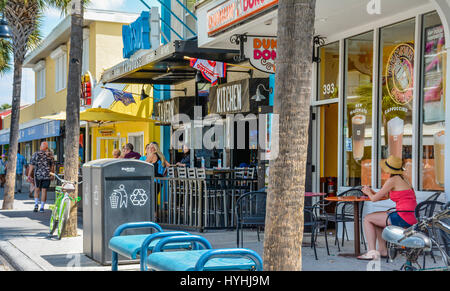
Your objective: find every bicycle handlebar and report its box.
[50,172,82,185]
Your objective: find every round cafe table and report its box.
[305,192,326,197]
[324,195,373,257]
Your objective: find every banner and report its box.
[190,58,226,85]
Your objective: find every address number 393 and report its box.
[323,83,335,96]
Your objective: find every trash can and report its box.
[82,159,155,265]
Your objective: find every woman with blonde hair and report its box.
[146,142,170,177]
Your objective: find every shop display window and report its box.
[317,41,340,101]
[378,19,416,187]
[419,12,446,191]
[343,31,374,187]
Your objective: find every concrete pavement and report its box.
[0,182,446,271]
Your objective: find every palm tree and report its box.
[63,0,84,237]
[0,0,72,210]
[263,0,316,271]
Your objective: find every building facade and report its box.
[0,9,163,165]
[195,0,450,210]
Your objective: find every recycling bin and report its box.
[82,159,155,265]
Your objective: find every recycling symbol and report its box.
[129,189,148,206]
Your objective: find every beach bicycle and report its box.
[49,173,81,240]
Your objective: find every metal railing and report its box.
[153,174,258,231]
[139,0,197,41]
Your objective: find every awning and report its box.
[100,38,239,85]
[41,108,155,123]
[0,119,61,145]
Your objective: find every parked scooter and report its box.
[382,202,450,271]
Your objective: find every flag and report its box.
[105,88,136,106]
[190,58,226,85]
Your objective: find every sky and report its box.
[0,0,158,107]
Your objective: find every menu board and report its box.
[423,25,446,123]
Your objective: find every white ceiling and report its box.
[198,0,436,49]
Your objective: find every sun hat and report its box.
[380,155,404,175]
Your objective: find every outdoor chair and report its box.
[304,204,330,260]
[144,235,263,271]
[384,200,446,266]
[235,190,267,248]
[314,186,366,252]
[231,167,256,226]
[414,200,446,268]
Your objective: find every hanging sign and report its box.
[207,0,278,36]
[208,78,270,115]
[243,36,277,73]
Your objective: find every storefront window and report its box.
[379,19,416,187]
[317,42,340,101]
[419,12,446,191]
[343,31,374,187]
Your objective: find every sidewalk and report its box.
[0,182,443,271]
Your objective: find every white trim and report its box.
[33,60,46,72]
[50,45,67,60]
[412,15,423,190]
[337,39,345,188]
[372,27,380,189]
[128,131,145,156]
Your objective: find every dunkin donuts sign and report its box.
[244,36,277,73]
[207,0,278,36]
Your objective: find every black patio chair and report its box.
[235,190,267,248]
[415,200,446,268]
[304,204,330,260]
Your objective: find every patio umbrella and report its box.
[41,108,155,123]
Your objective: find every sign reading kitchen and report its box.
[209,78,270,115]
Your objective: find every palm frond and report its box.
[0,38,11,74]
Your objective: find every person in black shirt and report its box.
[175,144,191,168]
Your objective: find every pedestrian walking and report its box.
[27,142,55,212]
[0,155,6,188]
[15,150,28,193]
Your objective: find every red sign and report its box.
[207,0,278,36]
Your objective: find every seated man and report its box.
[122,143,141,160]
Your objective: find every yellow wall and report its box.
[3,20,128,129]
[90,84,160,160]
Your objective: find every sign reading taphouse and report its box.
[207,0,278,36]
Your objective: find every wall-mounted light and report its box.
[312,35,326,63]
[252,84,273,102]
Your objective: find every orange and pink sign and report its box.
[207,0,278,36]
[244,36,277,73]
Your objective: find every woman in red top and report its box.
[358,155,417,260]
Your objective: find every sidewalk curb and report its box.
[0,240,44,271]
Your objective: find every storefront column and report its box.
[433,0,450,202]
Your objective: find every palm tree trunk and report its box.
[2,59,22,209]
[1,0,39,210]
[263,0,316,271]
[62,0,83,237]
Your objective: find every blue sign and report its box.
[0,120,61,145]
[122,11,151,59]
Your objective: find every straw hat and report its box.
[380,155,404,175]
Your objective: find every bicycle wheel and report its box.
[57,199,70,240]
[49,206,58,235]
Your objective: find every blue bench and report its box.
[144,235,263,271]
[108,222,192,271]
